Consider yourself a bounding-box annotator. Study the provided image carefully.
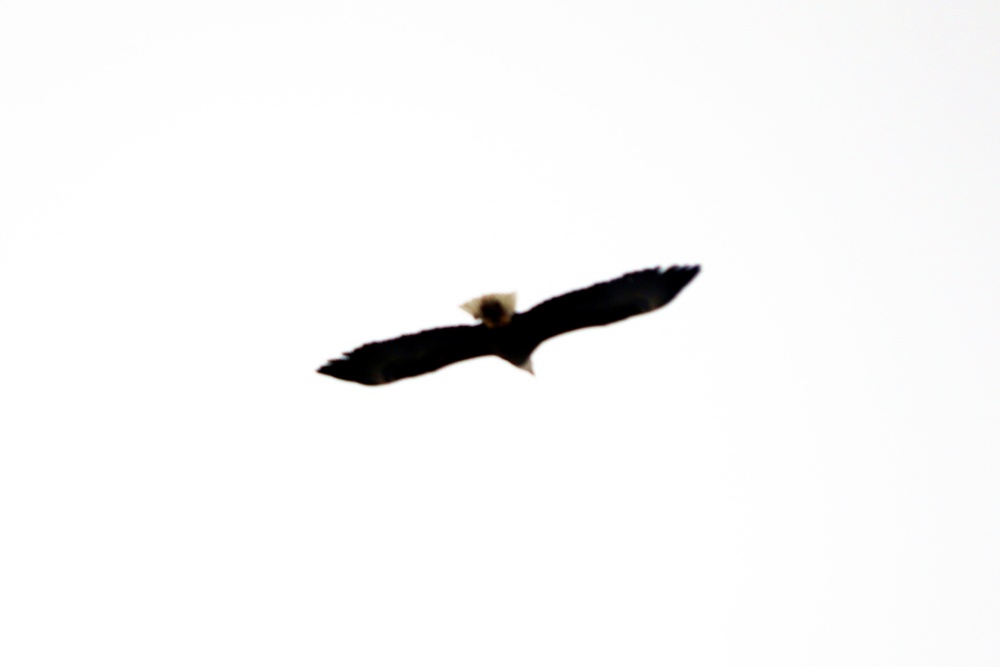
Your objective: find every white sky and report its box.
[2,1,999,665]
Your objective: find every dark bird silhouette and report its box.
[318,265,700,385]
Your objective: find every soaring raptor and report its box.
[318,265,700,385]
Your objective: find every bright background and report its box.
[3,2,999,665]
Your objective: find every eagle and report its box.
[318,265,700,385]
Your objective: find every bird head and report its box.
[460,292,516,328]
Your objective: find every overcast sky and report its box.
[3,2,999,665]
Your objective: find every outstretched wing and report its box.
[513,265,700,346]
[317,325,492,385]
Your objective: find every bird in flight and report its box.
[317,265,700,385]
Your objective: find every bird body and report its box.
[318,265,700,385]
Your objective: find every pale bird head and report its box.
[460,292,517,328]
